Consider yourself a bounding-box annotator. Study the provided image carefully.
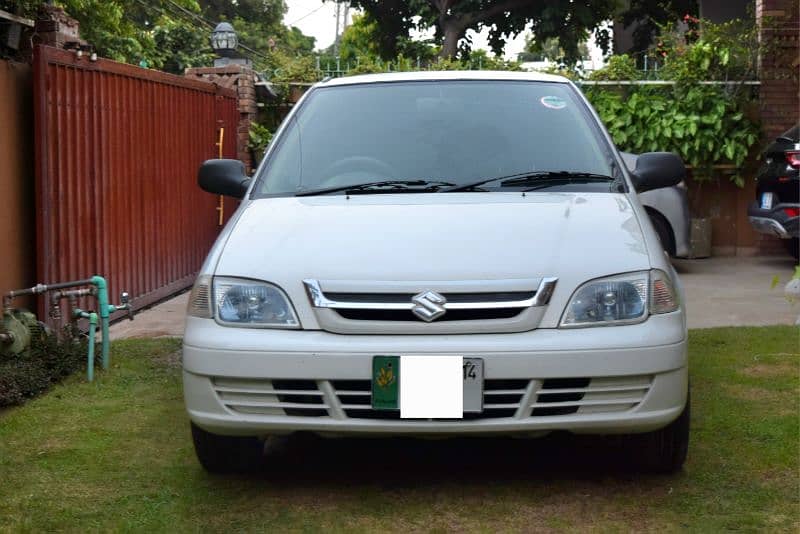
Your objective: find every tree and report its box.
[3,0,315,73]
[617,0,699,58]
[54,0,209,70]
[520,35,589,63]
[338,12,436,63]
[332,0,617,61]
[199,1,315,62]
[338,12,382,62]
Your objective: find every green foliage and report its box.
[199,0,286,26]
[656,16,760,86]
[586,85,758,185]
[520,36,589,65]
[336,12,437,65]
[584,17,762,186]
[338,12,382,62]
[3,0,313,74]
[248,122,273,164]
[338,51,520,76]
[336,0,616,61]
[619,0,699,57]
[271,52,319,83]
[587,54,640,81]
[151,18,214,73]
[0,326,89,407]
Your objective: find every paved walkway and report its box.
[109,256,799,339]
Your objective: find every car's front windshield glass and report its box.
[253,80,616,196]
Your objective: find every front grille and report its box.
[325,292,535,303]
[213,378,327,417]
[532,378,591,416]
[304,279,557,334]
[336,308,525,322]
[330,291,533,323]
[272,380,327,416]
[530,375,651,417]
[213,374,652,420]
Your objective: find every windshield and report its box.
[253,80,617,196]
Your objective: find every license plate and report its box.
[462,358,484,413]
[371,356,484,416]
[761,192,774,209]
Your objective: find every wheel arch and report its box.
[645,206,677,257]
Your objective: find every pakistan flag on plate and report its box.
[372,356,399,410]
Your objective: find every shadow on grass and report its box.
[235,432,667,487]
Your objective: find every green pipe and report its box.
[74,309,98,382]
[90,276,110,370]
[87,313,97,382]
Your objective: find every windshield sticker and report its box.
[540,96,566,110]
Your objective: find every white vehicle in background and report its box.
[183,71,690,474]
[621,152,692,258]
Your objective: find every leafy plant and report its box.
[655,15,760,86]
[587,54,640,81]
[584,17,762,185]
[248,122,273,164]
[586,85,758,184]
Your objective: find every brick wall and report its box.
[756,0,799,255]
[185,65,258,173]
[33,5,85,49]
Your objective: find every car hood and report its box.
[216,192,650,287]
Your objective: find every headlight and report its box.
[560,269,679,328]
[212,277,300,328]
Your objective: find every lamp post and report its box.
[210,22,250,67]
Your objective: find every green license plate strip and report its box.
[371,356,484,413]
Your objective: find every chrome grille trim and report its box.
[303,277,558,311]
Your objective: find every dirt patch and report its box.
[153,350,182,369]
[740,357,799,379]
[726,384,786,403]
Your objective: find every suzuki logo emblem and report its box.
[411,291,447,322]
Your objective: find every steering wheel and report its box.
[319,156,395,187]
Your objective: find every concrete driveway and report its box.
[110,256,799,339]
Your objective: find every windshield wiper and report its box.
[295,179,455,197]
[441,171,615,192]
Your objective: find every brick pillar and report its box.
[34,5,85,49]
[756,0,799,254]
[757,0,800,139]
[184,65,258,173]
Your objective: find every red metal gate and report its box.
[33,45,239,321]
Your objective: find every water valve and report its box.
[118,291,134,321]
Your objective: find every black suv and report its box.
[748,124,799,260]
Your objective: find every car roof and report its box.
[319,70,570,87]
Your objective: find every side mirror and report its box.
[630,152,685,193]
[198,159,251,199]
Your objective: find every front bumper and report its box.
[748,202,799,239]
[183,313,688,438]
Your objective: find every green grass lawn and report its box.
[0,327,798,532]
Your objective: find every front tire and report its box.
[627,391,690,473]
[190,423,264,473]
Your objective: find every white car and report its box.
[184,71,689,474]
